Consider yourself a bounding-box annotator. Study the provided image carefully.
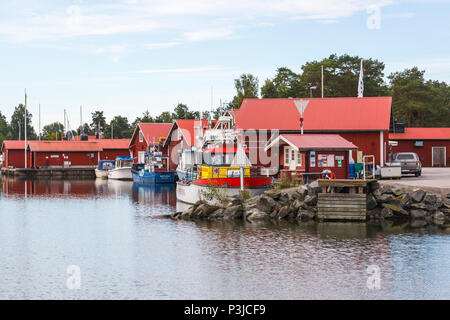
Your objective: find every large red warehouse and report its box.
[390,127,450,167]
[234,97,392,171]
[27,141,102,168]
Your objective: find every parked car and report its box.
[392,152,422,176]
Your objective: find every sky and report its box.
[0,0,449,132]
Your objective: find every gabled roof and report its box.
[129,123,172,147]
[265,134,357,151]
[236,97,392,131]
[164,119,210,148]
[97,139,130,149]
[28,141,102,152]
[2,140,28,150]
[390,127,450,140]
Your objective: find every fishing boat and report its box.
[176,145,272,205]
[108,156,133,180]
[95,160,115,179]
[176,149,197,182]
[132,151,175,184]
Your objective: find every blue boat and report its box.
[132,152,175,184]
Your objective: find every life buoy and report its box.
[321,170,334,180]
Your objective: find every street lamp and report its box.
[309,86,317,98]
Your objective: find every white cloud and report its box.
[0,0,394,42]
[183,28,233,41]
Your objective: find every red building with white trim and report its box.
[129,123,172,164]
[234,97,392,171]
[97,139,131,160]
[163,119,211,169]
[265,134,357,179]
[390,128,450,167]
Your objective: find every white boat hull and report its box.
[95,169,109,179]
[176,181,267,205]
[108,167,132,180]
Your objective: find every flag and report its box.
[208,114,213,128]
[357,58,364,98]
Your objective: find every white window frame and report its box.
[139,131,144,143]
[284,147,290,165]
[297,151,302,166]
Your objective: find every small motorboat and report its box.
[108,156,133,180]
[95,160,115,179]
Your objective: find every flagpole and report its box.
[358,58,364,98]
[321,65,324,98]
[24,89,27,169]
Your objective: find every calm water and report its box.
[0,177,449,299]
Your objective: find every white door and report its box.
[138,151,145,164]
[289,148,296,171]
[432,147,446,167]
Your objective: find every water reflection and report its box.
[0,177,449,299]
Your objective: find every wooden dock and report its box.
[317,179,376,221]
[1,166,96,179]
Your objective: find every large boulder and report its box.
[382,202,409,216]
[304,195,318,206]
[411,189,425,203]
[292,187,308,201]
[432,211,445,224]
[423,193,437,205]
[224,205,243,219]
[278,192,290,203]
[246,208,269,221]
[376,193,395,203]
[209,208,225,219]
[380,207,393,218]
[256,196,278,213]
[264,189,282,200]
[180,206,195,219]
[276,206,290,219]
[192,203,216,218]
[297,208,316,221]
[366,194,378,210]
[410,209,427,219]
[399,193,412,209]
[368,180,380,193]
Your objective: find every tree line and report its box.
[230,54,449,128]
[1,54,448,146]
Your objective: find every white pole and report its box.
[24,89,27,169]
[321,65,324,98]
[39,104,41,141]
[240,167,244,191]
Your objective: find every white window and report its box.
[284,147,290,164]
[139,131,144,143]
[291,149,295,161]
[297,151,302,166]
[138,151,145,164]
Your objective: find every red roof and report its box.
[136,123,172,146]
[175,119,210,146]
[28,141,102,152]
[266,134,357,151]
[97,139,130,149]
[2,140,28,150]
[236,97,392,131]
[390,127,450,140]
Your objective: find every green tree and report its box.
[90,110,106,137]
[132,110,154,127]
[10,104,37,140]
[155,111,173,123]
[261,67,305,98]
[77,123,94,136]
[104,116,131,139]
[231,73,259,108]
[300,54,387,97]
[42,122,64,140]
[388,67,450,127]
[0,111,11,146]
[172,103,198,119]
